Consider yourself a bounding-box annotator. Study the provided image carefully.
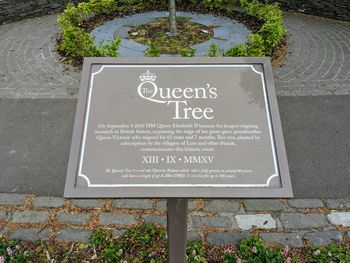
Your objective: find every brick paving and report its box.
[275,14,350,96]
[0,13,349,98]
[0,194,349,246]
[0,15,80,99]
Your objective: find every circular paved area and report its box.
[275,14,350,96]
[0,13,349,98]
[90,11,251,57]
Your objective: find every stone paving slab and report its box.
[235,214,276,230]
[327,211,350,226]
[1,13,349,98]
[280,213,329,229]
[305,231,343,246]
[56,228,92,242]
[260,232,304,247]
[10,228,51,241]
[0,193,349,246]
[33,196,65,208]
[57,213,90,224]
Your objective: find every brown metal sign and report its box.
[64,58,293,198]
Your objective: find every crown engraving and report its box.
[140,70,156,82]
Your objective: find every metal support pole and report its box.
[167,198,188,263]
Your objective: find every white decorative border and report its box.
[78,64,279,188]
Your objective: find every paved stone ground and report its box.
[275,14,350,96]
[0,193,349,246]
[0,12,349,245]
[0,15,80,99]
[0,12,349,98]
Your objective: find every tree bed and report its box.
[57,0,287,64]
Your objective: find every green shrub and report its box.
[57,25,97,59]
[180,48,196,57]
[224,43,247,56]
[145,42,161,57]
[207,43,224,57]
[90,228,112,248]
[186,241,207,263]
[246,33,265,56]
[0,237,33,262]
[203,0,237,10]
[203,0,224,10]
[57,0,287,61]
[57,0,121,62]
[77,0,117,16]
[221,236,298,263]
[308,244,350,262]
[239,0,287,55]
[223,0,287,57]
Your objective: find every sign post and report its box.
[64,58,293,262]
[167,199,188,263]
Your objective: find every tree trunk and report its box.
[169,0,177,36]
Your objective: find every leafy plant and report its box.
[90,228,112,248]
[145,42,161,57]
[224,43,247,56]
[186,241,207,263]
[207,43,224,57]
[100,224,167,262]
[246,33,265,56]
[180,48,196,57]
[223,0,287,58]
[221,236,298,263]
[239,0,287,55]
[307,244,350,263]
[0,237,33,262]
[57,0,121,63]
[203,0,224,10]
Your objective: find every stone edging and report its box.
[0,193,349,247]
[90,11,251,57]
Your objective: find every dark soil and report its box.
[129,17,215,54]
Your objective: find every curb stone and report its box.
[288,199,324,208]
[57,228,92,242]
[1,194,350,246]
[235,214,276,230]
[244,199,285,211]
[260,232,304,247]
[191,215,234,228]
[305,231,343,246]
[0,193,27,206]
[100,213,137,225]
[11,211,49,224]
[71,199,105,208]
[280,213,329,229]
[113,199,153,209]
[33,196,65,208]
[10,228,51,241]
[57,213,90,225]
[0,211,7,220]
[327,211,350,226]
[206,232,250,246]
